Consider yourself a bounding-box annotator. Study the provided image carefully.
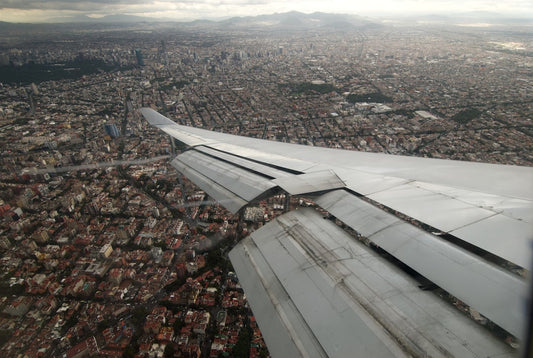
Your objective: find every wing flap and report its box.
[170,157,248,213]
[229,209,517,358]
[315,189,528,338]
[174,150,276,202]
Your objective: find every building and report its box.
[100,243,113,258]
[104,123,120,138]
[135,49,144,66]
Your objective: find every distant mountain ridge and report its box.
[216,11,377,30]
[5,11,376,27]
[47,14,157,23]
[1,10,530,28]
[0,11,380,33]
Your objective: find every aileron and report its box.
[170,157,247,213]
[175,150,276,201]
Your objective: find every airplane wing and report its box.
[141,108,532,357]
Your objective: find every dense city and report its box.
[0,12,532,357]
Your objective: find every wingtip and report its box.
[139,108,175,127]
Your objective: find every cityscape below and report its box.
[0,11,532,358]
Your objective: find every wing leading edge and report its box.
[141,108,533,357]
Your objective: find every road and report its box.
[22,155,171,175]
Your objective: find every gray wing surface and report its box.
[141,108,532,357]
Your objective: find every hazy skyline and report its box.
[0,0,532,23]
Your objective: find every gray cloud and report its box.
[0,0,271,10]
[0,0,531,22]
[0,0,529,11]
[0,0,153,11]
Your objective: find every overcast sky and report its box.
[0,0,532,23]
